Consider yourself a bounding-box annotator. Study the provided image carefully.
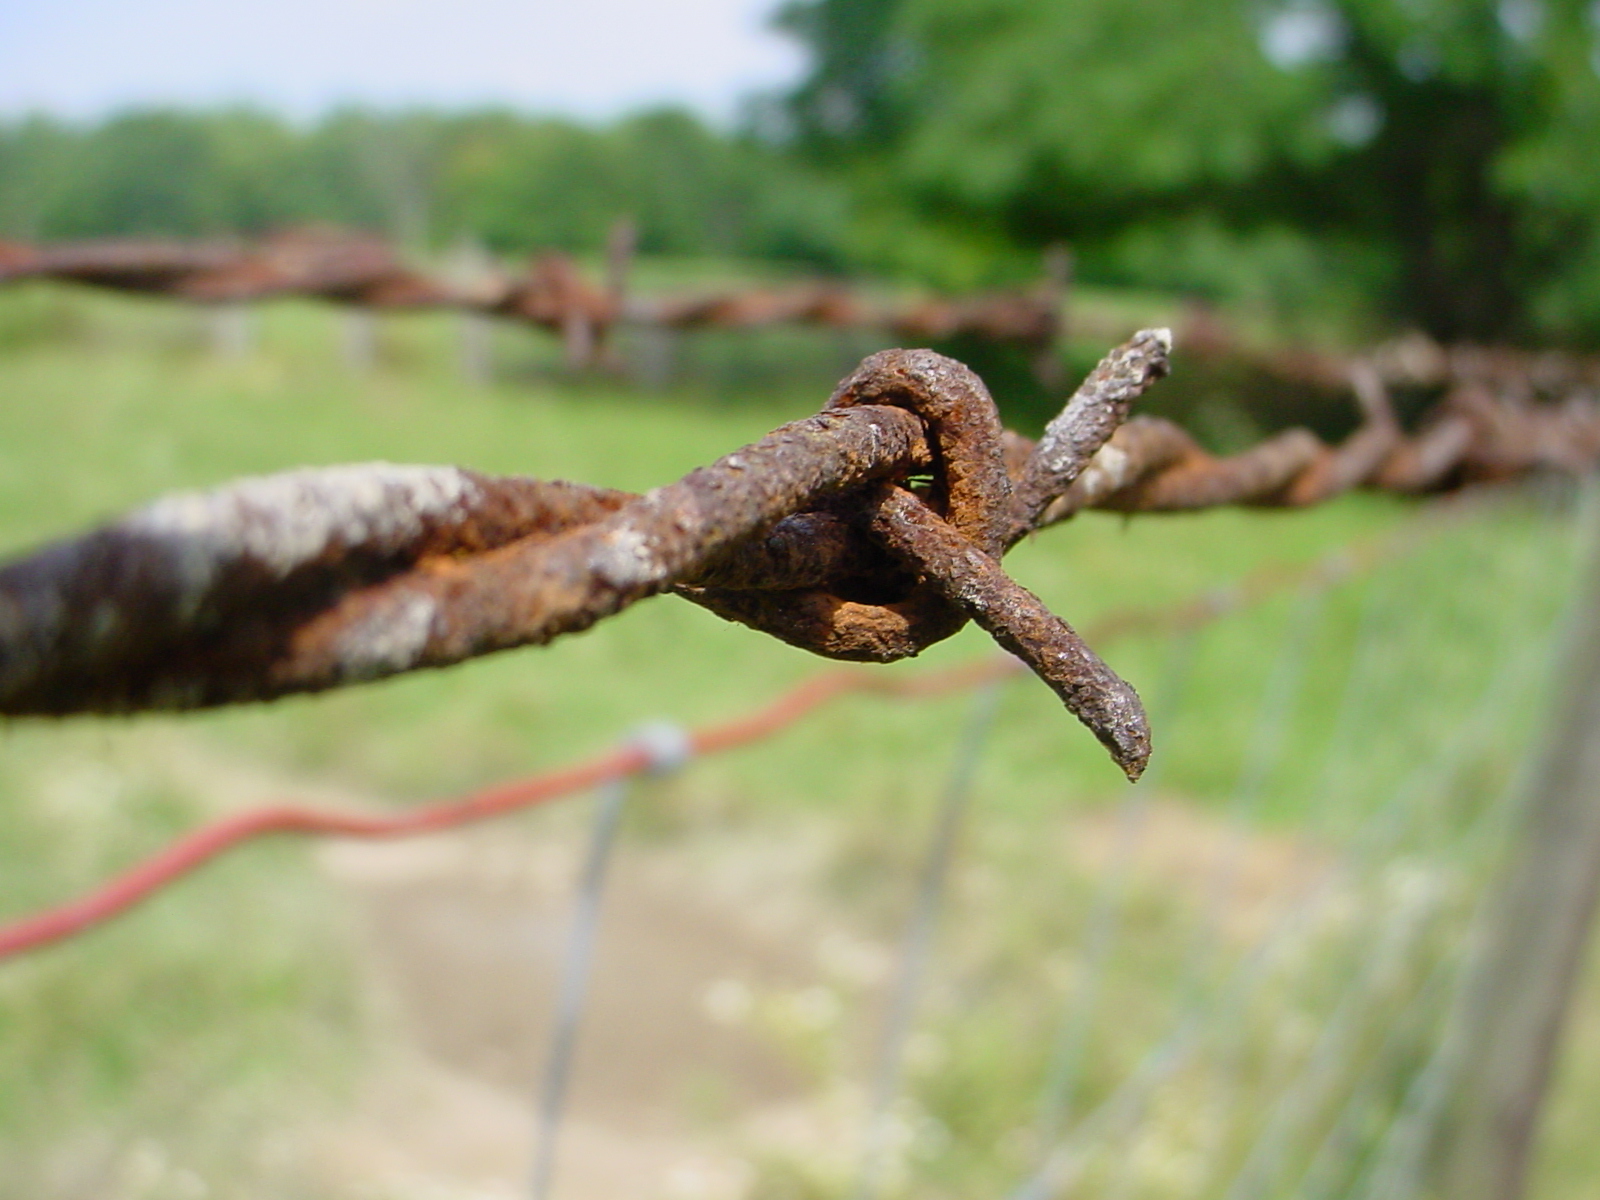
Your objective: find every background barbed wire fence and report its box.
[0,227,1067,376]
[6,230,1599,407]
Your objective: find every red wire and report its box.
[0,522,1420,963]
[0,659,1020,961]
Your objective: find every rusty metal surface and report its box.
[0,232,1060,364]
[868,485,1149,779]
[13,232,1600,396]
[1009,327,1173,539]
[1038,359,1599,523]
[688,348,1015,668]
[0,406,933,713]
[7,239,242,294]
[1141,304,1600,396]
[3,329,1599,776]
[0,469,633,713]
[633,283,1059,348]
[0,230,471,310]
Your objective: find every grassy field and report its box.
[0,284,1595,1199]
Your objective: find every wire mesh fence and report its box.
[719,483,1596,1200]
[154,478,1579,1200]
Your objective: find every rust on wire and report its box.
[868,485,1149,778]
[0,230,1062,368]
[688,347,1014,667]
[3,327,1599,779]
[1124,303,1600,397]
[14,232,1600,396]
[1009,328,1174,537]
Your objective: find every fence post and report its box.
[207,301,254,360]
[446,236,496,386]
[1434,518,1600,1200]
[341,308,378,374]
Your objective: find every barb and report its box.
[1,337,1171,779]
[1008,328,1174,536]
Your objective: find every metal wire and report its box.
[1351,482,1600,1200]
[1010,594,1330,1200]
[1017,631,1201,1175]
[1211,572,1408,1200]
[0,528,1423,963]
[853,682,1004,1200]
[5,322,1595,789]
[1223,491,1600,1200]
[1104,589,1329,1200]
[2,247,1593,1194]
[1012,584,1553,1199]
[0,232,1065,362]
[1247,622,1556,1200]
[530,776,631,1200]
[1279,645,1559,1200]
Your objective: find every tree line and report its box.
[778,0,1600,345]
[0,108,850,270]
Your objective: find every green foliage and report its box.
[3,4,1598,344]
[439,107,848,262]
[0,106,851,267]
[779,0,1600,342]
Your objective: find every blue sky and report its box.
[0,0,804,122]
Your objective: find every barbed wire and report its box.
[1160,306,1600,398]
[0,228,1063,367]
[3,328,1598,784]
[9,231,1599,398]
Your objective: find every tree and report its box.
[778,0,1600,343]
[0,107,851,270]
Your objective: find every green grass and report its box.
[0,283,1594,1199]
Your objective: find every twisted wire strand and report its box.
[0,232,1062,351]
[3,329,1595,782]
[11,234,1600,396]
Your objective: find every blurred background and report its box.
[7,0,1600,342]
[4,2,1600,1199]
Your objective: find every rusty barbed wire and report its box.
[1084,302,1600,400]
[0,229,1062,369]
[10,232,1598,398]
[3,328,1598,781]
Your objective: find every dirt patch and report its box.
[292,793,1336,1198]
[313,823,878,1198]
